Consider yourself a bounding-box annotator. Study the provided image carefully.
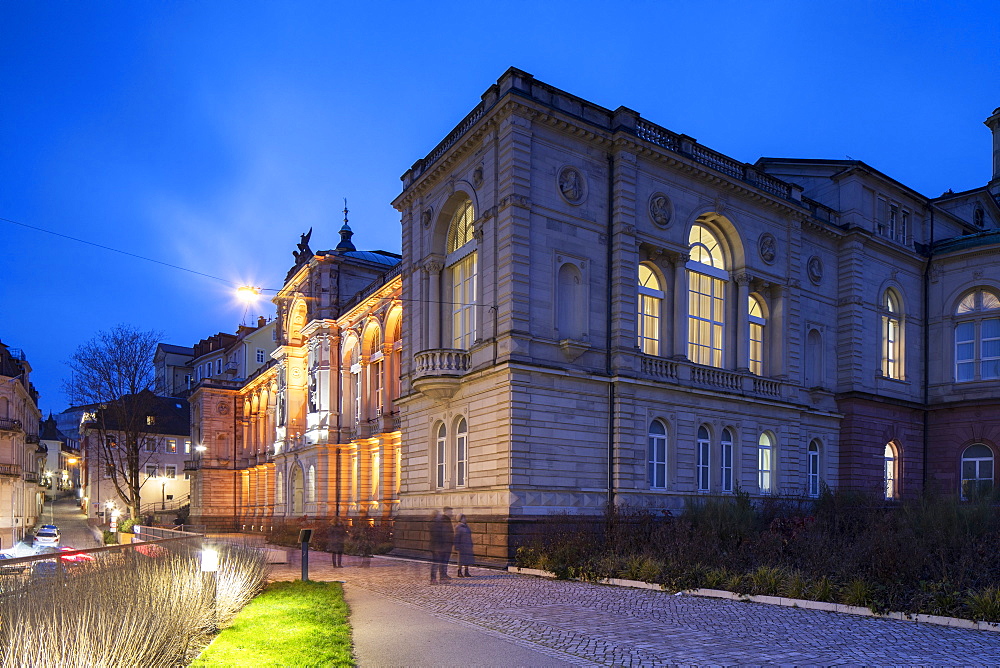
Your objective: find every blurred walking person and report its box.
[454,514,473,577]
[429,507,454,582]
[327,521,346,567]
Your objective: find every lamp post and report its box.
[201,546,219,633]
[160,477,167,510]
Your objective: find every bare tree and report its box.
[66,325,161,519]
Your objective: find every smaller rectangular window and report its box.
[256,348,267,364]
[166,439,177,453]
[146,415,155,426]
[145,465,157,478]
[184,439,191,454]
[144,438,156,453]
[165,465,176,479]
[216,359,222,375]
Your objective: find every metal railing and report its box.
[0,417,22,432]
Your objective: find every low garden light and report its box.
[201,547,219,573]
[201,546,220,633]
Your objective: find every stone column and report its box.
[425,260,443,349]
[735,272,751,371]
[672,253,689,359]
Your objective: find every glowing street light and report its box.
[236,285,261,303]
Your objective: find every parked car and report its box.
[32,527,60,548]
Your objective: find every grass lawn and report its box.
[192,580,352,667]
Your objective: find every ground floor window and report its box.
[648,421,667,489]
[961,443,994,499]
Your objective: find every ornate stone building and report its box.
[187,70,999,564]
[187,224,403,530]
[390,69,1000,560]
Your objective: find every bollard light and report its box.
[201,548,219,573]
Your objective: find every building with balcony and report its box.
[186,224,403,530]
[0,341,42,548]
[389,69,1000,561]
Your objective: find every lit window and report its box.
[808,440,820,498]
[307,465,316,503]
[638,264,663,355]
[882,290,902,379]
[961,444,994,500]
[720,428,734,493]
[435,424,447,489]
[883,443,898,499]
[165,465,176,479]
[748,295,766,375]
[184,439,191,454]
[758,432,773,494]
[687,224,727,367]
[166,439,177,453]
[145,465,157,478]
[696,426,710,492]
[954,289,1000,382]
[146,415,155,426]
[647,420,667,489]
[456,418,468,487]
[447,198,477,350]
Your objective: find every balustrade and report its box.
[0,463,22,477]
[0,417,22,432]
[413,349,471,376]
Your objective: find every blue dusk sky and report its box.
[1,1,998,415]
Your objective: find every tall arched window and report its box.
[883,443,898,499]
[448,198,477,349]
[638,263,663,355]
[720,428,734,493]
[372,450,380,499]
[955,289,1000,382]
[696,426,711,492]
[455,418,468,488]
[435,424,447,489]
[648,420,667,489]
[882,290,902,379]
[687,224,727,367]
[808,440,821,498]
[370,326,384,417]
[307,464,316,503]
[276,470,284,505]
[758,432,773,494]
[748,295,766,375]
[961,444,994,500]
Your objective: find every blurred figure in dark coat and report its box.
[454,514,473,577]
[429,507,454,582]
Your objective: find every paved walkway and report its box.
[268,552,1000,666]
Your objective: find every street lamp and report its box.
[159,477,167,511]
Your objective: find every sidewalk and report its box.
[267,549,1000,666]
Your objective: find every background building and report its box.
[0,342,42,548]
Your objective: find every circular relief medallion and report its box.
[217,401,230,415]
[421,208,432,228]
[758,233,777,264]
[557,166,585,204]
[472,165,484,187]
[807,255,823,285]
[649,193,672,227]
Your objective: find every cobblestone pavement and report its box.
[269,553,1000,666]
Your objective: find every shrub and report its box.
[750,565,784,596]
[808,575,836,602]
[841,578,874,607]
[781,571,808,600]
[966,587,1000,622]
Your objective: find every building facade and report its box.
[0,342,42,549]
[390,70,1000,560]
[186,226,404,530]
[186,71,999,564]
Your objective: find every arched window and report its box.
[435,424,447,489]
[307,464,316,503]
[808,440,821,498]
[276,470,284,505]
[720,428,734,493]
[748,295,766,375]
[370,326,384,417]
[372,450,380,499]
[638,263,663,355]
[350,343,362,425]
[961,444,994,500]
[456,418,468,487]
[758,432,773,494]
[805,329,823,388]
[696,426,711,492]
[955,289,1000,382]
[882,290,902,379]
[687,224,727,367]
[647,420,667,489]
[883,443,898,499]
[448,198,477,349]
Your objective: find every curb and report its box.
[505,567,1000,633]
